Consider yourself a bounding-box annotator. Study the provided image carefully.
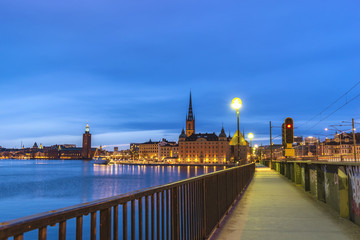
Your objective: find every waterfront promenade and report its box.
[212,165,360,240]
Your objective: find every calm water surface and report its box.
[0,159,222,223]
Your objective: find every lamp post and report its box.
[248,133,254,162]
[231,98,242,164]
[254,144,258,162]
[248,133,254,148]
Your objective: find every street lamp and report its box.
[248,133,254,148]
[231,98,242,163]
[248,133,254,162]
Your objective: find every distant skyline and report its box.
[1,0,360,149]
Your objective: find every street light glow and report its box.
[248,133,254,139]
[231,98,242,110]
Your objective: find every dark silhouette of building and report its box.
[82,124,92,159]
[186,92,195,137]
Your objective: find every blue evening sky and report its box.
[0,0,359,149]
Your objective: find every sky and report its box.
[0,0,360,149]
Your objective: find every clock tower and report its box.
[82,124,92,159]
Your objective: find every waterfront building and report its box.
[159,143,178,161]
[139,139,159,160]
[32,142,38,150]
[82,124,92,159]
[139,139,176,161]
[130,143,140,152]
[178,127,231,163]
[178,93,250,164]
[59,147,83,159]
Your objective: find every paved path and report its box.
[212,165,360,240]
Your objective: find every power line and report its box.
[308,92,360,130]
[298,81,360,129]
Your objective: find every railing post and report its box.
[113,205,119,240]
[123,203,128,240]
[90,212,96,240]
[76,216,83,240]
[202,178,207,239]
[217,175,220,227]
[59,221,66,240]
[100,208,111,240]
[171,186,180,240]
[38,227,47,240]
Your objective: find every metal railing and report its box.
[0,163,255,240]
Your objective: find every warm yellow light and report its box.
[325,128,328,131]
[231,97,242,110]
[254,144,258,148]
[248,133,254,139]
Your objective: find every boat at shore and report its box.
[93,157,114,165]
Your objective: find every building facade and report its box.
[139,139,160,160]
[178,128,231,163]
[159,143,179,162]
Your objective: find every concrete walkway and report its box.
[212,165,360,240]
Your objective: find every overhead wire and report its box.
[297,81,360,130]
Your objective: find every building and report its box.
[229,130,249,164]
[139,139,160,160]
[82,124,92,159]
[305,136,318,145]
[262,144,283,160]
[294,136,303,145]
[322,132,360,156]
[139,139,176,161]
[178,127,231,163]
[159,143,179,162]
[177,93,243,164]
[130,143,140,153]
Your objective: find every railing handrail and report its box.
[0,163,253,238]
[268,159,360,166]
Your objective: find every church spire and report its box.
[185,91,195,137]
[187,91,194,121]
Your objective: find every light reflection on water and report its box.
[0,160,222,223]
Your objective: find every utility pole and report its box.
[270,121,272,168]
[353,118,357,162]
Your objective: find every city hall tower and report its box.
[82,123,92,159]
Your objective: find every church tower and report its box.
[186,92,195,137]
[82,123,92,159]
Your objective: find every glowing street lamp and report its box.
[248,133,254,147]
[231,98,242,110]
[231,97,242,163]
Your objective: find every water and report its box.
[0,159,222,239]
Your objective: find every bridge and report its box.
[1,161,360,239]
[213,163,360,239]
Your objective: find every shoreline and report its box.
[0,158,235,167]
[115,161,234,167]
